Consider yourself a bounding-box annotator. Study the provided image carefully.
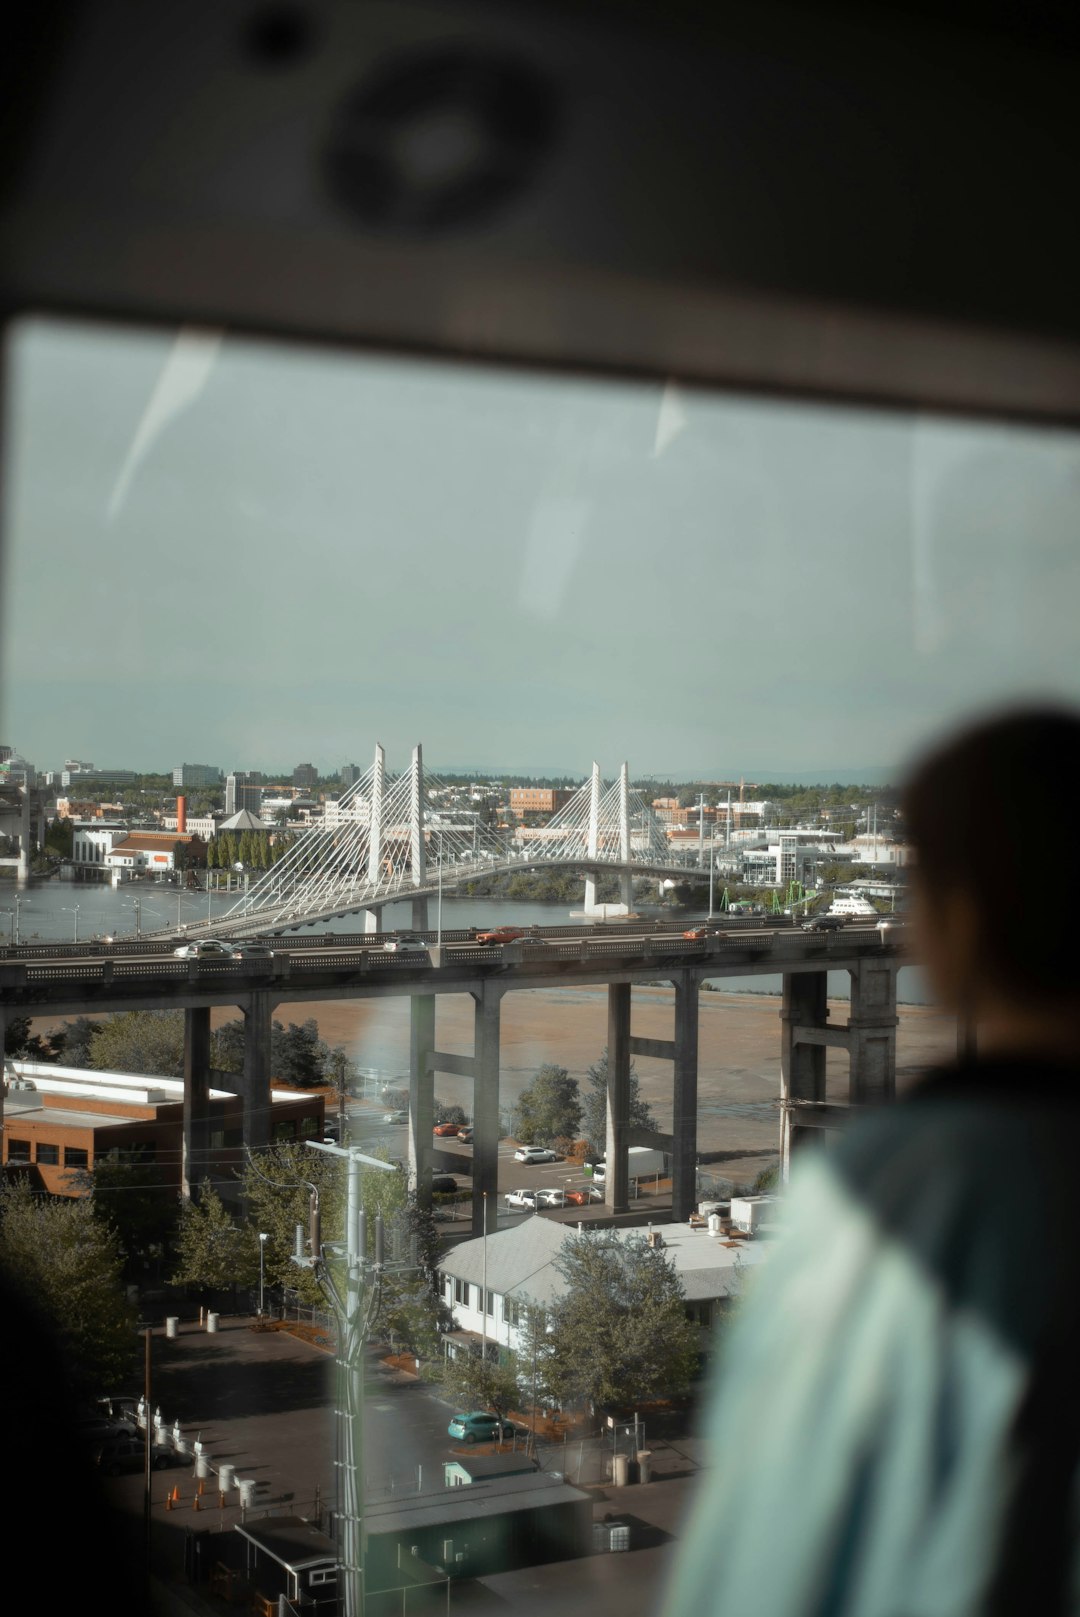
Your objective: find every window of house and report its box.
[7,1139,31,1163]
[64,1146,89,1168]
[36,1143,60,1165]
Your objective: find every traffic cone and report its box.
[193,1493,200,1511]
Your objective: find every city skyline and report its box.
[3,317,1079,776]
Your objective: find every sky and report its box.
[2,315,1080,782]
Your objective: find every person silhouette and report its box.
[665,705,1080,1617]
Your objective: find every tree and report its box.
[3,1015,50,1059]
[544,1229,699,1412]
[380,1272,447,1369]
[272,1019,324,1087]
[440,1344,522,1419]
[580,1049,656,1154]
[0,1180,138,1395]
[90,1010,186,1077]
[433,1100,467,1126]
[44,1016,102,1067]
[511,1065,582,1146]
[78,1156,181,1280]
[172,1182,259,1299]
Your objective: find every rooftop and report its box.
[438,1215,766,1305]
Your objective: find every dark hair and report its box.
[902,704,1080,1002]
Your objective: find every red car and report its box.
[433,1122,461,1137]
[564,1186,603,1206]
[475,925,525,946]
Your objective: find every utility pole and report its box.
[697,794,706,870]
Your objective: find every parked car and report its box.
[447,1412,515,1443]
[383,934,429,953]
[94,1434,183,1476]
[382,1110,407,1125]
[504,1188,542,1210]
[432,1174,459,1194]
[229,940,274,959]
[592,1162,607,1183]
[433,1122,461,1137]
[514,1145,558,1164]
[172,939,234,959]
[536,1187,566,1207]
[76,1413,138,1445]
[475,925,525,946]
[456,1126,474,1143]
[564,1186,604,1206]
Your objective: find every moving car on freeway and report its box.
[383,933,428,953]
[514,1145,558,1164]
[476,925,525,945]
[229,940,274,959]
[172,939,233,959]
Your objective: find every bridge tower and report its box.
[363,743,385,934]
[618,761,633,911]
[409,744,428,931]
[583,762,602,915]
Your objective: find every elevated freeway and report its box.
[1,919,908,1229]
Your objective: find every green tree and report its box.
[272,1019,324,1087]
[581,1049,655,1154]
[90,1010,185,1077]
[544,1229,699,1412]
[78,1156,181,1280]
[44,817,74,858]
[511,1065,582,1146]
[3,1015,49,1059]
[380,1272,447,1369]
[433,1100,467,1126]
[172,1182,258,1299]
[44,1017,102,1067]
[440,1344,522,1419]
[0,1181,138,1395]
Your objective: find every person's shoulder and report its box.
[822,1057,1080,1351]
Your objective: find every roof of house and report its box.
[218,809,271,831]
[437,1216,765,1305]
[107,833,195,854]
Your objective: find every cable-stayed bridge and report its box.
[175,744,704,939]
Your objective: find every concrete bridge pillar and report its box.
[779,971,828,1181]
[408,995,436,1210]
[363,906,383,934]
[471,984,503,1236]
[848,958,898,1106]
[411,896,429,931]
[17,789,31,882]
[240,991,275,1157]
[410,744,426,890]
[366,743,385,887]
[671,978,700,1221]
[182,1006,212,1200]
[584,762,602,916]
[605,982,631,1214]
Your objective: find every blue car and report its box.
[447,1411,515,1443]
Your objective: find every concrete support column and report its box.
[411,896,429,931]
[848,959,899,1106]
[780,972,828,1181]
[671,978,699,1221]
[471,984,502,1236]
[605,982,631,1214]
[241,991,274,1157]
[408,996,436,1210]
[363,906,383,935]
[182,1006,212,1201]
[584,761,602,915]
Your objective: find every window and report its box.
[453,1278,467,1307]
[7,1139,31,1163]
[273,1120,297,1142]
[486,1289,495,1318]
[36,1143,59,1165]
[300,1116,319,1138]
[64,1146,89,1168]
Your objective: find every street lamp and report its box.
[62,904,81,944]
[258,1232,268,1315]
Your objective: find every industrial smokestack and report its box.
[176,795,187,834]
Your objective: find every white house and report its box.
[437,1216,769,1362]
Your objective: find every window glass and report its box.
[36,1143,60,1165]
[3,313,1079,1615]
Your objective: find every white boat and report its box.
[827,893,879,919]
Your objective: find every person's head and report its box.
[903,704,1080,1026]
